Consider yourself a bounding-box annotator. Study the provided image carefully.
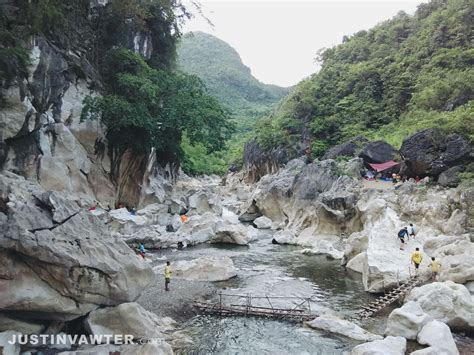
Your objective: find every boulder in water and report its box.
[157,256,238,282]
[254,215,273,229]
[306,314,382,341]
[351,336,407,355]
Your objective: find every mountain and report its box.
[252,0,473,159]
[177,31,290,125]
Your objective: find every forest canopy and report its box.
[253,0,474,159]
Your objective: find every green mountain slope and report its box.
[177,31,290,126]
[177,31,290,174]
[253,0,473,158]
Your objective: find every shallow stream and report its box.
[148,233,392,354]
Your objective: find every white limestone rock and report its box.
[385,301,432,339]
[254,216,273,229]
[406,281,474,331]
[351,336,407,355]
[157,256,238,282]
[84,302,173,342]
[415,320,459,355]
[306,314,382,341]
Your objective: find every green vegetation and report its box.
[177,31,290,173]
[81,48,232,174]
[254,0,474,157]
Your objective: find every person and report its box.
[138,243,146,259]
[164,261,172,291]
[429,257,441,281]
[180,214,188,223]
[411,247,423,275]
[398,227,409,250]
[415,176,421,184]
[407,223,416,239]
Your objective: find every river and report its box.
[144,231,394,354]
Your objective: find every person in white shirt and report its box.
[407,223,416,239]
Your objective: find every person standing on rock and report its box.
[164,261,172,291]
[138,243,146,259]
[407,223,416,239]
[429,257,441,281]
[411,247,423,275]
[398,227,409,250]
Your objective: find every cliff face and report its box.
[0,1,172,207]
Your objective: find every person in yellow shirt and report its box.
[411,248,423,275]
[164,261,172,291]
[429,257,441,281]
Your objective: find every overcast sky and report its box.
[182,0,429,86]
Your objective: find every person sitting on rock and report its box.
[164,261,172,291]
[397,227,409,250]
[407,223,416,239]
[411,247,423,275]
[429,257,441,281]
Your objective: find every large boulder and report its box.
[175,212,220,246]
[160,256,238,282]
[292,160,339,200]
[385,301,432,339]
[406,281,474,331]
[84,302,173,342]
[438,166,464,187]
[351,336,406,355]
[414,320,459,355]
[306,314,382,341]
[108,208,148,233]
[238,200,262,222]
[212,222,258,245]
[358,141,397,164]
[0,173,153,321]
[322,136,368,160]
[254,216,273,229]
[252,158,306,222]
[400,129,471,177]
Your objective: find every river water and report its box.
[149,232,392,354]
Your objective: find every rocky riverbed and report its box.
[1,132,473,354]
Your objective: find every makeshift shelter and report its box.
[368,160,399,172]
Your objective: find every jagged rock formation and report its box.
[0,172,153,321]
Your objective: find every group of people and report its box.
[398,224,441,281]
[411,248,441,281]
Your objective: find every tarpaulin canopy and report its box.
[369,160,400,172]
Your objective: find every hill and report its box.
[252,0,473,159]
[177,31,290,127]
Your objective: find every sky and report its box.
[182,0,429,87]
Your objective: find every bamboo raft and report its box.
[193,293,316,322]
